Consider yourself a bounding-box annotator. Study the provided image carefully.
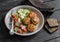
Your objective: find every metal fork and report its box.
[9,10,14,35]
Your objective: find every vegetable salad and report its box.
[10,8,40,34]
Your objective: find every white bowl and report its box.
[5,5,44,36]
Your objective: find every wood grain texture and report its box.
[0,0,60,42]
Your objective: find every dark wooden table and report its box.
[0,0,60,42]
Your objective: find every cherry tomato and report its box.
[14,19,18,23]
[19,24,23,28]
[14,17,18,20]
[12,14,16,18]
[23,28,27,32]
[17,29,22,34]
[14,26,16,28]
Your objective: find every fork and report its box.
[9,10,14,35]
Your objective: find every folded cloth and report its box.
[29,0,54,10]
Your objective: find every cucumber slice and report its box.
[24,9,30,14]
[17,9,24,14]
[16,13,19,18]
[15,22,19,26]
[14,27,19,32]
[17,9,30,20]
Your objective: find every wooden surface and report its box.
[0,0,60,42]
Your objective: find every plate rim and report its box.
[4,5,44,36]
